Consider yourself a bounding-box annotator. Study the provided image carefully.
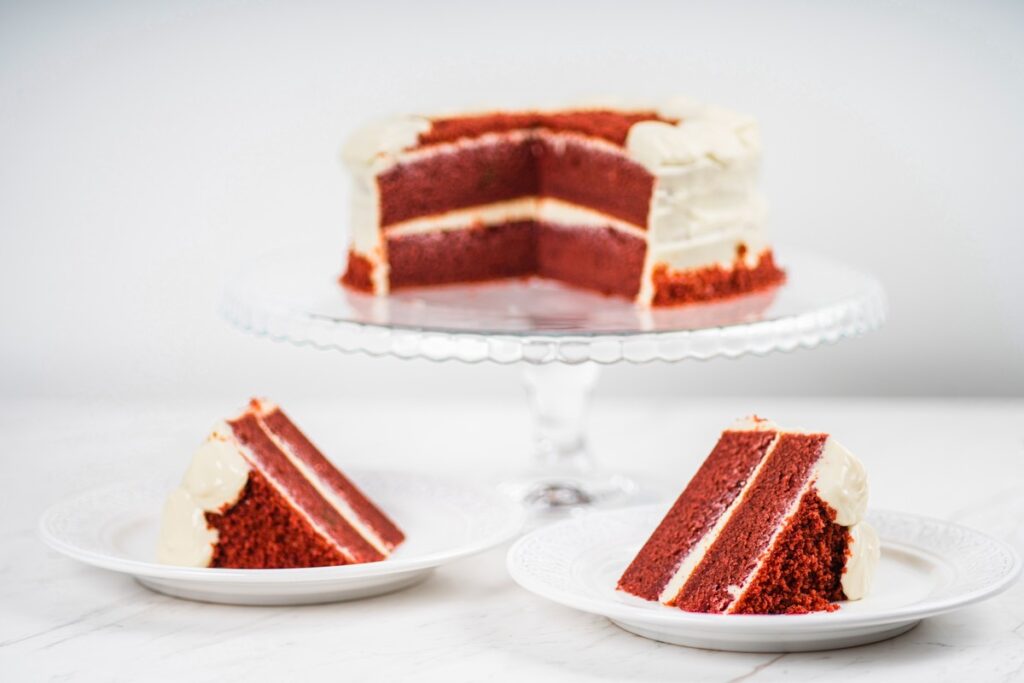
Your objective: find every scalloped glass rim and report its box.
[221,244,886,364]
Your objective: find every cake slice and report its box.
[158,399,404,568]
[618,417,880,614]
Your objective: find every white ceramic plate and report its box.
[40,471,523,606]
[507,505,1021,652]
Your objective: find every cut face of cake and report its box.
[340,99,785,307]
[618,417,880,614]
[158,399,404,568]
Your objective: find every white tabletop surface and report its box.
[2,396,1022,682]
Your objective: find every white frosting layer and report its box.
[342,116,430,166]
[156,423,251,567]
[384,197,646,240]
[631,98,760,169]
[842,521,881,600]
[647,161,762,243]
[341,101,759,173]
[341,99,766,301]
[649,229,765,271]
[813,437,869,526]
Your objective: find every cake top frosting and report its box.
[341,98,759,173]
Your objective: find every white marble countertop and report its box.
[2,396,1022,682]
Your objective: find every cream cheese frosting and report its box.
[810,437,877,602]
[813,437,869,526]
[842,521,881,600]
[340,99,760,173]
[342,116,430,167]
[156,423,251,567]
[383,197,647,240]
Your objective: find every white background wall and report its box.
[2,0,1022,401]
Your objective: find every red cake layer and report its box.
[419,110,673,148]
[617,428,778,600]
[341,249,374,292]
[227,412,385,564]
[535,137,655,227]
[377,135,654,228]
[651,250,786,306]
[535,223,646,298]
[387,222,537,290]
[207,470,349,569]
[343,235,785,305]
[260,404,405,551]
[730,490,850,614]
[378,138,539,227]
[670,433,829,612]
[382,222,646,298]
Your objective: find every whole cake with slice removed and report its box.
[158,398,404,568]
[618,417,880,614]
[340,99,785,306]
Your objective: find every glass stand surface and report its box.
[222,244,886,514]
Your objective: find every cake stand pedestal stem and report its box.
[525,362,598,478]
[506,362,636,511]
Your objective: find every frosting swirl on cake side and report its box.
[812,437,869,527]
[842,521,881,600]
[157,423,251,567]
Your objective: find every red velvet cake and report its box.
[618,417,880,614]
[158,399,404,568]
[340,99,785,306]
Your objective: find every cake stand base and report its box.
[498,363,651,514]
[497,472,640,512]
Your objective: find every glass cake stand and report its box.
[221,243,886,513]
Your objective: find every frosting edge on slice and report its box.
[156,422,252,567]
